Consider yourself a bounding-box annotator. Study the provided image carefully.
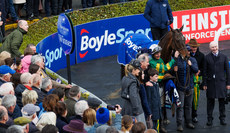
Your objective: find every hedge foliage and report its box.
[19,0,230,53]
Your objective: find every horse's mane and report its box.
[158,31,173,64]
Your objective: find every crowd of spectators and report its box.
[0,44,161,133]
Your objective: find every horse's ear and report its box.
[179,25,184,31]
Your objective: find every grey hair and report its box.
[6,125,24,133]
[74,100,89,117]
[0,83,14,96]
[0,106,7,121]
[69,86,80,97]
[41,77,52,90]
[20,72,32,84]
[31,55,43,65]
[32,74,41,85]
[1,94,17,109]
[137,53,150,62]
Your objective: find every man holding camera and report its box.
[203,41,230,126]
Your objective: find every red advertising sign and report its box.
[172,5,230,43]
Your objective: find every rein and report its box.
[175,58,191,90]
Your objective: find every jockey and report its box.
[149,45,179,83]
[146,44,179,132]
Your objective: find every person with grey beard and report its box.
[144,0,173,41]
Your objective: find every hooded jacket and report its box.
[144,0,173,29]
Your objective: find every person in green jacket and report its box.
[0,20,29,57]
[149,45,179,82]
[148,44,179,131]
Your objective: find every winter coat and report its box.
[56,115,68,133]
[0,27,27,57]
[139,84,151,116]
[190,48,205,76]
[15,84,32,108]
[32,86,45,106]
[121,73,143,116]
[173,56,198,91]
[145,81,161,120]
[65,97,77,118]
[144,0,173,29]
[203,52,230,98]
[0,122,9,133]
[20,55,32,73]
[29,122,39,133]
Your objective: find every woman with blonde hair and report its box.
[121,59,146,126]
[82,108,97,131]
[22,89,38,106]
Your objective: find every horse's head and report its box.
[170,25,189,59]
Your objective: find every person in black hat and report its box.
[121,59,146,127]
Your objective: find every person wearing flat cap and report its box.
[87,97,102,111]
[21,104,40,133]
[187,38,205,123]
[121,59,146,126]
[0,65,16,86]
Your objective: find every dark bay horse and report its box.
[158,26,189,64]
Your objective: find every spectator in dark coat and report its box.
[1,95,18,126]
[121,59,146,126]
[137,53,152,118]
[203,41,230,126]
[65,86,81,119]
[55,101,68,133]
[31,74,45,106]
[41,77,53,97]
[146,68,161,131]
[144,0,173,41]
[188,39,205,123]
[0,106,9,133]
[0,83,21,119]
[173,45,198,131]
[15,72,33,108]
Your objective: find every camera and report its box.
[107,105,118,110]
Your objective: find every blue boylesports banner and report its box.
[117,33,159,65]
[36,33,76,72]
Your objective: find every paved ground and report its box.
[57,40,230,133]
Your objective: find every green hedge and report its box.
[19,0,230,53]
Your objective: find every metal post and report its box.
[66,54,71,84]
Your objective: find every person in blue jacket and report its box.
[144,0,173,41]
[172,45,198,132]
